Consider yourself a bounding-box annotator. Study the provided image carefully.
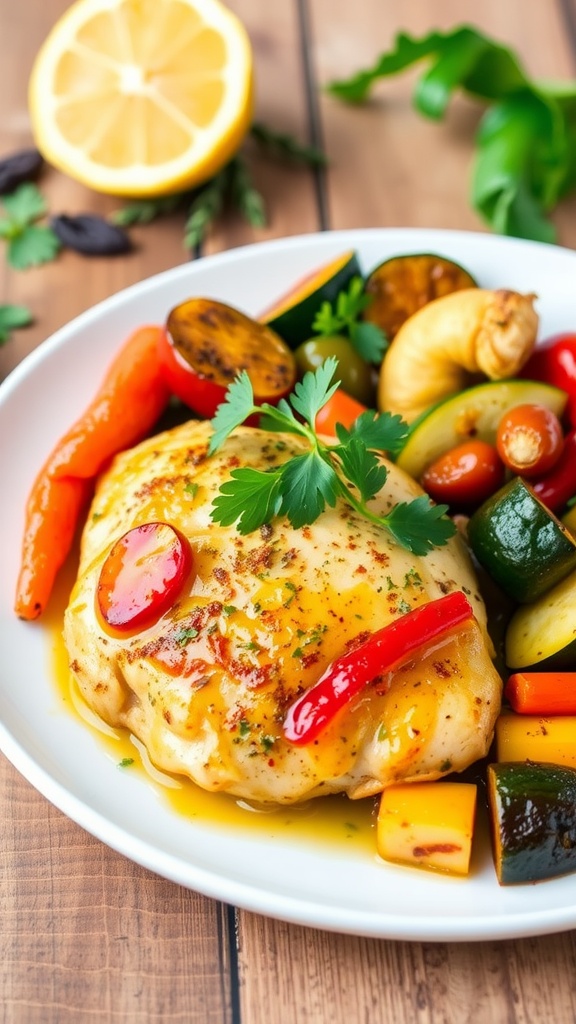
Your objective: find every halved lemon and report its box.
[28,0,254,197]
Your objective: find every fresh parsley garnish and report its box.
[312,276,387,363]
[0,303,32,344]
[0,183,61,269]
[209,357,455,555]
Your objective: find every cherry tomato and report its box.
[521,333,576,427]
[97,522,193,632]
[295,336,375,405]
[496,403,564,477]
[421,440,505,507]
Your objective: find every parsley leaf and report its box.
[208,371,256,455]
[208,360,456,555]
[278,450,340,528]
[335,439,387,503]
[0,303,32,344]
[289,356,340,424]
[311,276,387,363]
[384,496,455,556]
[211,467,283,534]
[335,408,409,455]
[0,184,61,269]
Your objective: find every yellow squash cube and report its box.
[377,781,477,876]
[496,711,576,767]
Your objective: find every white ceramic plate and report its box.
[2,227,576,942]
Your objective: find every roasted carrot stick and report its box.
[15,325,170,620]
[504,672,576,715]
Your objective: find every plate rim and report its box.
[3,225,576,942]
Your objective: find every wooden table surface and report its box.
[2,1,576,1021]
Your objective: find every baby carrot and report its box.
[48,325,170,480]
[15,325,170,620]
[504,672,576,715]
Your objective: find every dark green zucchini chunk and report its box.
[488,761,576,885]
[467,477,576,604]
[261,250,361,348]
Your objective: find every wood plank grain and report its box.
[0,668,238,1014]
[203,0,322,254]
[0,753,235,1024]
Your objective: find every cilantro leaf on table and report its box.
[312,277,388,363]
[327,24,576,242]
[0,303,32,344]
[208,359,455,555]
[0,183,61,269]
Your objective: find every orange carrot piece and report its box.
[48,325,170,479]
[15,325,170,620]
[504,672,576,715]
[15,476,92,621]
[315,388,369,437]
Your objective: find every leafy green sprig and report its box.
[208,357,455,555]
[312,275,387,363]
[327,24,576,243]
[0,183,61,269]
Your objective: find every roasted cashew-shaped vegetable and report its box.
[378,288,539,422]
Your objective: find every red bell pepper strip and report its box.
[521,332,576,428]
[15,325,170,621]
[283,591,474,745]
[531,428,576,513]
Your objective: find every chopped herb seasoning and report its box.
[118,757,135,768]
[175,626,199,646]
[404,568,423,588]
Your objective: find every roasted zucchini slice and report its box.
[506,568,576,670]
[363,252,477,340]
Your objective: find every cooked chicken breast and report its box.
[63,420,502,804]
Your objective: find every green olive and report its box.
[294,335,375,405]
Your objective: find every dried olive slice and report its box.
[50,213,132,255]
[0,148,43,194]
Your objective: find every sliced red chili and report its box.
[283,591,474,745]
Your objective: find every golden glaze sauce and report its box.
[47,559,377,851]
